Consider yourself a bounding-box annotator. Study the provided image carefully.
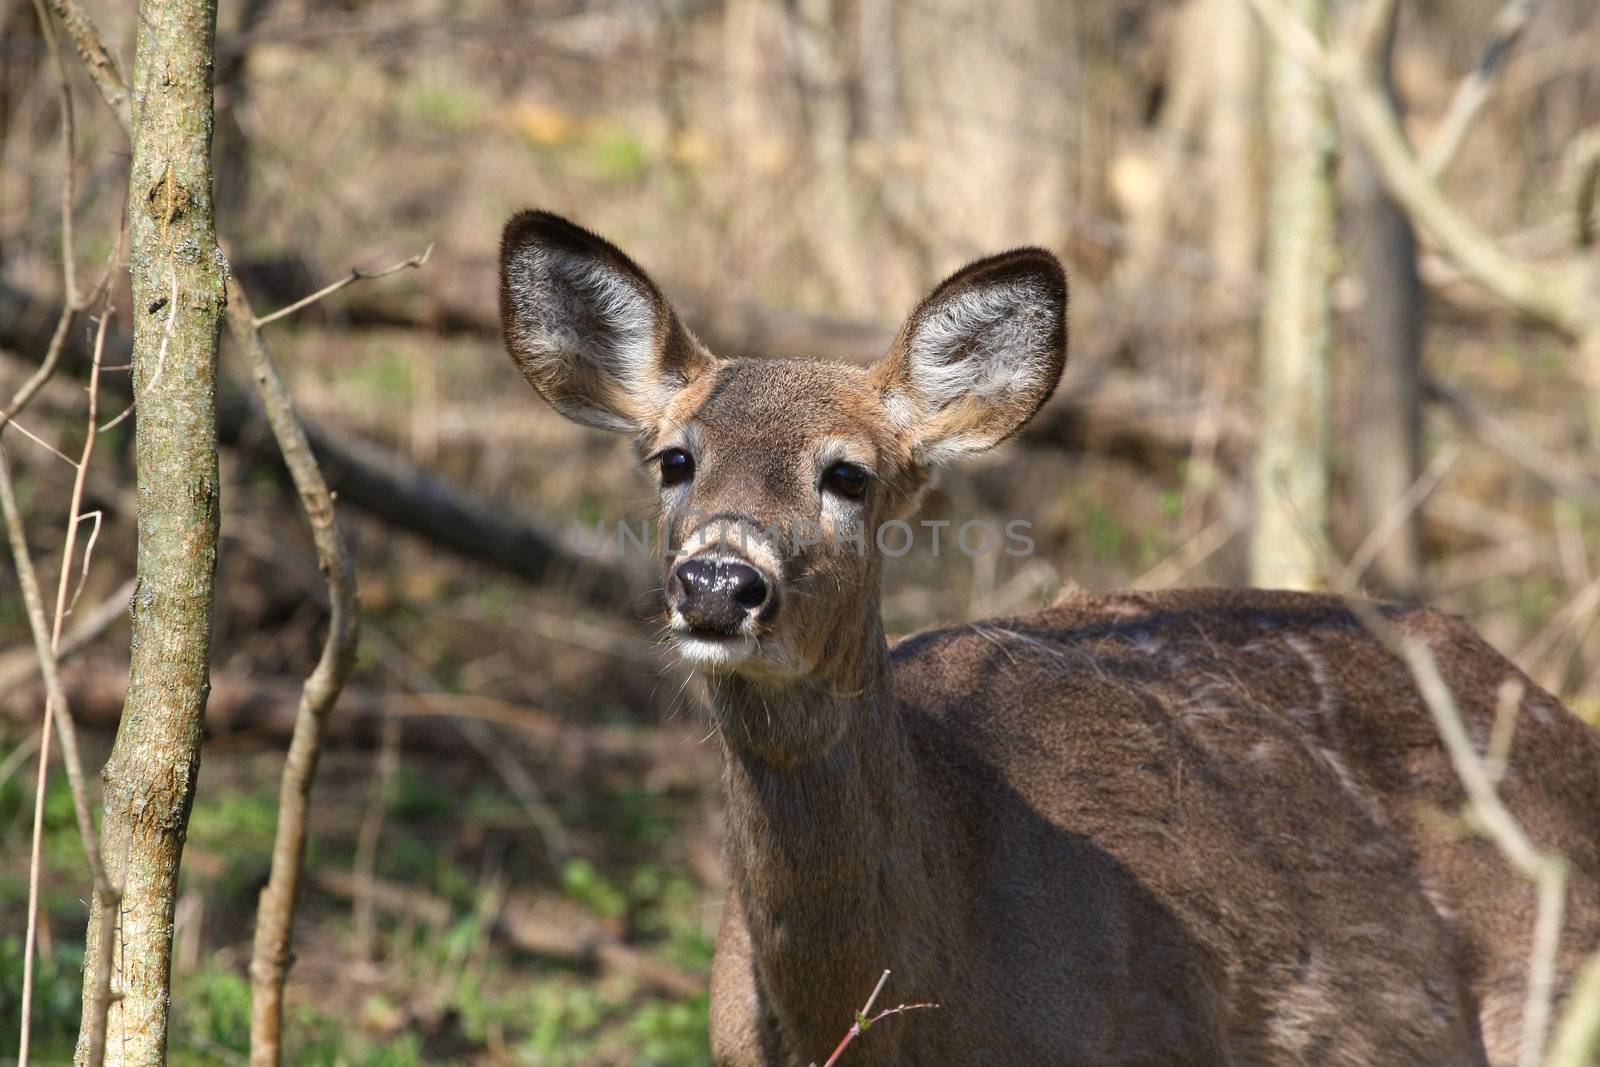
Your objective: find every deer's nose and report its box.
[671,557,770,633]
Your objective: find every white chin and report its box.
[674,633,757,670]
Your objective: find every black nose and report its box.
[671,557,770,633]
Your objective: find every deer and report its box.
[497,210,1600,1066]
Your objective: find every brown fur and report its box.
[498,212,1600,1066]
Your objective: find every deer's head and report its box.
[500,211,1066,693]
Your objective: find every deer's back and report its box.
[889,587,1600,1065]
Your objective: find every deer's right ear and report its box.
[499,211,715,434]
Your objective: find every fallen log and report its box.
[0,279,641,604]
[2,663,715,788]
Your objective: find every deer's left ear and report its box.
[869,249,1067,466]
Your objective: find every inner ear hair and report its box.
[499,211,713,432]
[874,247,1067,458]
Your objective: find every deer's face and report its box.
[500,212,1066,685]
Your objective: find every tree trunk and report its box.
[76,0,224,1062]
[1343,8,1422,597]
[1250,0,1336,591]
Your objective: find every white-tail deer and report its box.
[499,210,1600,1066]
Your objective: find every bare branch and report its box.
[0,576,135,696]
[12,5,122,1062]
[252,243,435,328]
[44,0,132,130]
[2,0,86,440]
[228,281,362,1067]
[1274,477,1576,1067]
[365,624,570,869]
[812,969,939,1067]
[1424,378,1600,499]
[1245,0,1582,333]
[1243,0,1334,77]
[1349,0,1400,64]
[0,446,120,1067]
[1421,0,1537,180]
[1549,951,1600,1067]
[1339,444,1458,588]
[1571,126,1600,250]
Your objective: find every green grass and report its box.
[0,738,714,1066]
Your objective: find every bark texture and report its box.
[1251,0,1336,590]
[76,0,225,1061]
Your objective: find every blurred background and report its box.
[1,0,1597,1062]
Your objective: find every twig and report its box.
[1548,950,1600,1067]
[364,625,570,870]
[1571,126,1600,250]
[1485,678,1525,788]
[1307,547,1570,1067]
[230,279,362,1067]
[11,6,120,1062]
[811,969,938,1067]
[0,446,120,1067]
[351,714,401,965]
[251,243,434,329]
[1424,378,1600,500]
[1277,474,1575,1067]
[0,730,43,796]
[1132,507,1248,591]
[98,272,176,434]
[43,0,131,130]
[20,302,113,1067]
[1,0,82,441]
[1515,572,1600,675]
[1369,617,1566,1067]
[0,577,135,696]
[1421,0,1537,180]
[1339,444,1458,588]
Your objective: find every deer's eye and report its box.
[659,448,694,487]
[821,461,869,500]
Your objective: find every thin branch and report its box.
[1571,125,1600,250]
[0,576,135,697]
[1515,572,1600,674]
[364,625,570,870]
[1277,480,1574,1067]
[229,280,362,1067]
[1548,951,1600,1067]
[1323,586,1568,1067]
[1485,678,1524,788]
[22,298,117,1067]
[1243,0,1334,78]
[44,0,131,130]
[2,0,83,440]
[98,271,177,434]
[1424,378,1600,500]
[1350,0,1400,64]
[812,969,938,1067]
[0,446,120,1067]
[1421,0,1537,180]
[13,6,119,1062]
[1245,0,1582,333]
[251,243,434,329]
[1340,444,1458,588]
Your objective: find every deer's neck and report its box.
[709,624,960,1052]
